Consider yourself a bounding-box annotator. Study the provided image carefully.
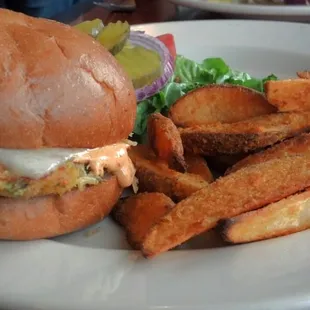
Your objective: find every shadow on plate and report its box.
[51,216,228,250]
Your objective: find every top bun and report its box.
[0,9,136,149]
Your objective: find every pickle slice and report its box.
[74,19,104,37]
[96,21,130,55]
[116,45,162,89]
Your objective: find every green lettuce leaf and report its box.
[133,55,277,143]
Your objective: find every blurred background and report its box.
[0,0,92,19]
[0,0,309,27]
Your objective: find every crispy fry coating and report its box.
[265,79,310,112]
[184,155,213,183]
[222,189,310,244]
[227,133,310,174]
[142,155,310,257]
[169,84,275,127]
[147,113,186,172]
[180,112,310,155]
[113,192,175,249]
[128,145,209,202]
[297,71,310,79]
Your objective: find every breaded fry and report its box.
[113,193,175,249]
[180,112,310,155]
[184,154,213,183]
[265,79,310,112]
[128,145,209,202]
[169,84,275,127]
[222,189,310,244]
[297,71,310,79]
[227,133,310,174]
[142,155,310,257]
[147,113,186,172]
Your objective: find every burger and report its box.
[0,9,137,240]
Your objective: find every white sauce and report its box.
[0,141,136,188]
[0,148,86,179]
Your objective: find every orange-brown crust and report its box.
[0,176,122,240]
[148,113,186,172]
[265,79,310,112]
[142,155,310,257]
[222,189,310,244]
[113,192,175,249]
[0,9,136,148]
[128,145,209,202]
[182,131,283,155]
[169,84,275,127]
[226,133,310,175]
[184,154,213,183]
[180,112,310,155]
[297,71,310,79]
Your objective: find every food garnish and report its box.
[74,18,104,37]
[75,19,277,142]
[134,56,277,142]
[75,20,175,104]
[74,18,310,258]
[116,44,163,90]
[127,31,175,101]
[96,20,130,55]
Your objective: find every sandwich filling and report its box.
[0,140,136,199]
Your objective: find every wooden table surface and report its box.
[54,0,222,25]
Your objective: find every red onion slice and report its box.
[129,31,175,102]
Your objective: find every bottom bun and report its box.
[0,176,122,240]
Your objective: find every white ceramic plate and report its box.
[1,20,310,310]
[170,0,310,21]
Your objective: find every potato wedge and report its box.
[297,71,310,79]
[169,84,275,127]
[147,113,186,172]
[128,145,209,202]
[142,154,310,257]
[113,193,175,249]
[222,189,310,244]
[227,133,310,174]
[265,79,310,112]
[180,111,310,155]
[184,154,213,183]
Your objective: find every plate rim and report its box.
[2,19,310,310]
[169,0,310,16]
